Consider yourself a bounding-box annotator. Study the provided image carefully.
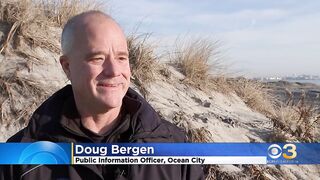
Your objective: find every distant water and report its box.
[264,79,320,85]
[284,79,320,85]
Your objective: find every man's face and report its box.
[62,17,131,113]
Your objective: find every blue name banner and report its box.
[0,142,319,164]
[73,143,267,156]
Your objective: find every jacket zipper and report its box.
[59,125,105,180]
[20,165,43,180]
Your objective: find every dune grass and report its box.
[0,0,103,54]
[270,93,320,142]
[171,38,223,90]
[231,78,319,142]
[231,78,277,117]
[127,33,158,98]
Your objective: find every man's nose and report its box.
[102,57,121,77]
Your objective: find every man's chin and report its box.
[96,98,123,109]
[93,91,125,108]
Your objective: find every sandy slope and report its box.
[140,66,320,179]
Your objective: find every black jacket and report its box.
[0,85,204,180]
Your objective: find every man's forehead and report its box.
[73,19,125,42]
[82,14,112,25]
[65,12,128,56]
[74,16,125,40]
[73,12,113,25]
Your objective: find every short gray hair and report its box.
[61,10,113,55]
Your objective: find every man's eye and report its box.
[90,57,104,62]
[119,57,128,61]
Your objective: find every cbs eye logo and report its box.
[268,144,297,160]
[18,141,70,164]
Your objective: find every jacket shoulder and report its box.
[7,129,25,142]
[162,119,187,142]
[125,88,187,142]
[6,85,73,142]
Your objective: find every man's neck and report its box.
[79,107,122,135]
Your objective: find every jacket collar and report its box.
[57,85,143,141]
[25,84,172,142]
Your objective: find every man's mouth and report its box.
[97,83,122,87]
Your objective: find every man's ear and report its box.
[60,55,71,80]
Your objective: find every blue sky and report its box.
[106,0,320,77]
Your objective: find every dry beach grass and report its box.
[171,38,224,90]
[127,33,158,98]
[0,0,103,54]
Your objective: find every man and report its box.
[0,11,204,180]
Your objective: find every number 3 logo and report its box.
[282,144,297,160]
